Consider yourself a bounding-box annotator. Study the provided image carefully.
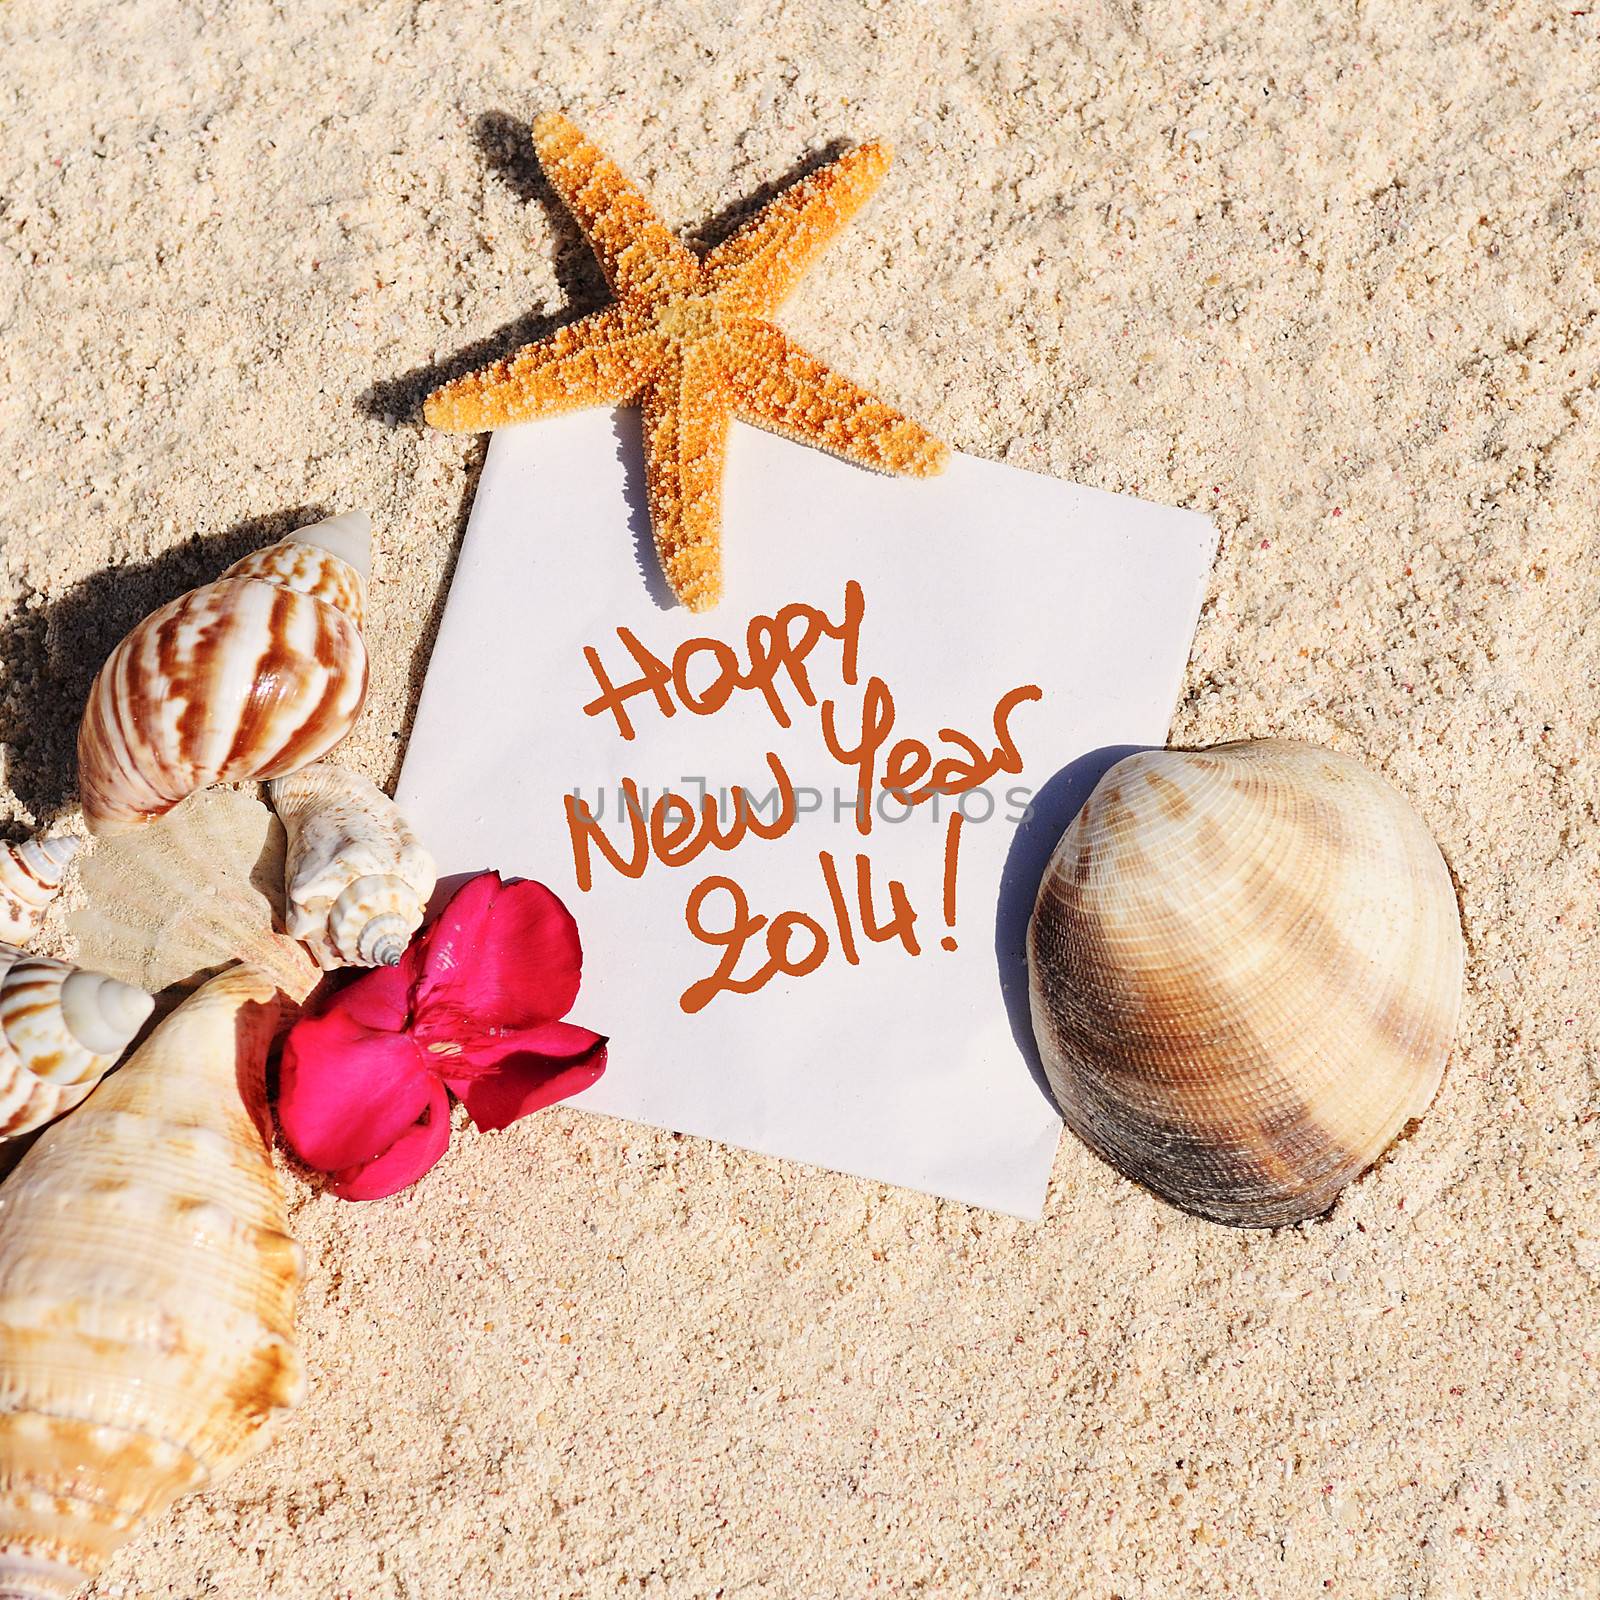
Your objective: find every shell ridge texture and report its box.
[0,966,304,1596]
[1026,740,1463,1228]
[77,514,372,836]
[269,764,436,971]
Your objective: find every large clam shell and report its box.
[1026,739,1463,1227]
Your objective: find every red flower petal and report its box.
[444,1023,607,1132]
[422,1014,598,1075]
[326,1079,452,1200]
[319,957,414,1033]
[278,1007,433,1172]
[414,873,582,1033]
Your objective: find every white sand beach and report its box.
[1,1,1596,1593]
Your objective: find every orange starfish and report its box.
[425,113,949,612]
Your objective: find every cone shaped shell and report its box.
[1027,740,1463,1228]
[0,966,303,1597]
[76,517,371,836]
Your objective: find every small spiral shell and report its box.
[0,942,153,1140]
[0,836,78,946]
[0,965,303,1598]
[269,763,436,970]
[76,512,372,837]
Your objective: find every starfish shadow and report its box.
[0,506,331,824]
[358,112,609,427]
[992,744,1150,1109]
[382,433,488,789]
[362,123,860,428]
[355,119,902,632]
[682,138,852,254]
[608,410,677,612]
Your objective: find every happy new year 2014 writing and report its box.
[563,582,1042,1013]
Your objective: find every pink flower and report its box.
[277,872,606,1200]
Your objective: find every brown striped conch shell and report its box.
[0,838,78,947]
[0,943,152,1142]
[269,763,436,970]
[76,511,372,837]
[1027,740,1463,1228]
[0,964,304,1599]
[69,788,318,1007]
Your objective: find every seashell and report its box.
[0,965,304,1598]
[0,836,78,946]
[76,511,373,837]
[69,787,320,1007]
[0,943,153,1142]
[1027,739,1463,1228]
[269,763,437,969]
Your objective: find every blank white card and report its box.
[398,412,1214,1217]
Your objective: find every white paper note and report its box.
[397,411,1215,1218]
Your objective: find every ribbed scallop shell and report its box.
[0,944,152,1141]
[0,838,77,947]
[269,764,436,970]
[1026,740,1463,1228]
[76,512,372,837]
[0,965,304,1599]
[69,787,319,1007]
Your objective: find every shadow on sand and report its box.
[359,114,851,431]
[0,506,334,826]
[992,744,1151,1109]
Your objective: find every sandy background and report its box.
[2,0,1598,1595]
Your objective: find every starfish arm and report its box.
[423,308,660,432]
[640,348,733,612]
[704,142,893,318]
[722,320,950,477]
[533,112,699,302]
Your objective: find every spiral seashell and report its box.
[76,511,373,837]
[1027,739,1463,1228]
[269,763,436,970]
[0,965,304,1599]
[0,836,78,946]
[0,942,152,1141]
